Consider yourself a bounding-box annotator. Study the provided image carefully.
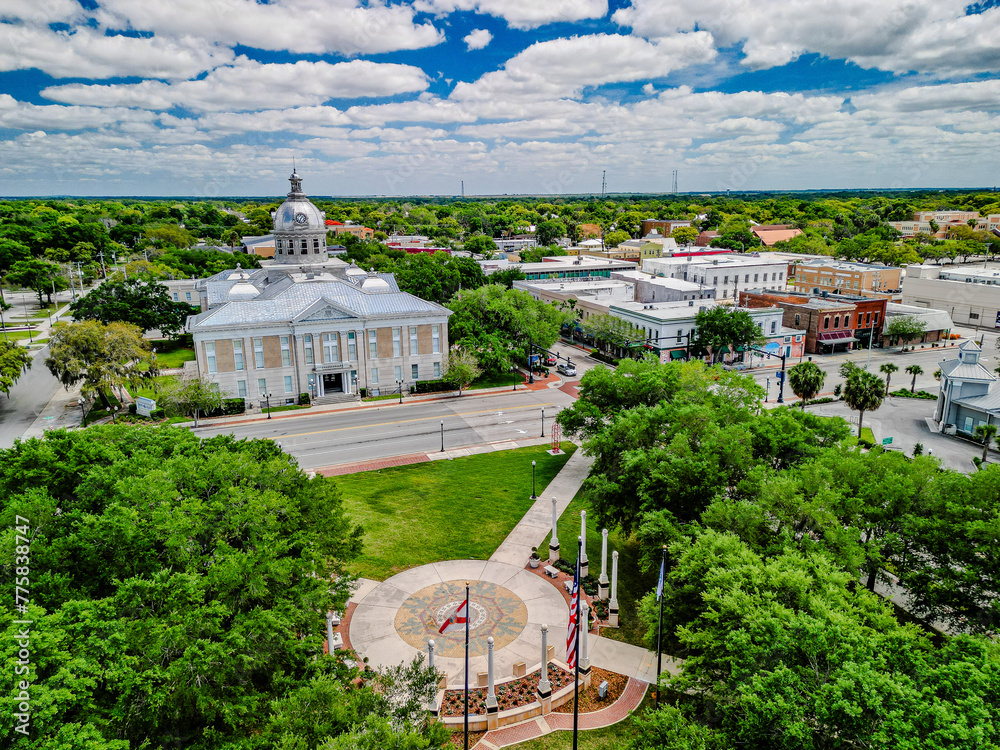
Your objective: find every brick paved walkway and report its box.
[470,677,647,749]
[317,453,430,476]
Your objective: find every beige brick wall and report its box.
[262,335,282,369]
[376,327,392,359]
[216,339,235,373]
[416,324,431,355]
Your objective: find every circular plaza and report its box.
[349,559,569,684]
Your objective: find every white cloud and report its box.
[413,0,607,29]
[42,59,430,112]
[850,80,1000,113]
[613,0,1000,75]
[451,33,716,102]
[0,95,156,131]
[0,0,83,25]
[464,28,493,51]
[93,0,444,56]
[0,24,234,79]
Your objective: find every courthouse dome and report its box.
[273,170,325,232]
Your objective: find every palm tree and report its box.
[843,369,885,439]
[975,423,998,463]
[905,364,924,393]
[879,362,899,395]
[787,361,827,409]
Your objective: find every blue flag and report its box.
[656,556,665,601]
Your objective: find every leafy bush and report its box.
[204,397,245,418]
[804,396,836,406]
[298,392,311,406]
[412,379,453,394]
[890,389,937,400]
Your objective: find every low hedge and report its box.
[890,389,937,400]
[803,396,837,406]
[412,379,453,394]
[204,397,246,418]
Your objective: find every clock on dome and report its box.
[294,212,308,225]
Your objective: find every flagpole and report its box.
[464,581,470,750]
[572,536,582,750]
[655,545,666,709]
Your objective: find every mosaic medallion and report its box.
[394,579,528,657]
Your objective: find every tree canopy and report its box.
[0,426,448,750]
[692,307,766,363]
[0,339,31,396]
[70,277,196,338]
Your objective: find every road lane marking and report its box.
[279,402,558,440]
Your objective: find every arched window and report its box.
[300,239,308,251]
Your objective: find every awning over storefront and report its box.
[669,349,686,360]
[817,330,858,344]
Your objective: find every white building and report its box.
[186,172,451,405]
[902,264,1000,329]
[643,255,788,301]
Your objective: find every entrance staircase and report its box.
[313,393,360,406]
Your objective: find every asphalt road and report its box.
[0,345,62,450]
[191,387,577,470]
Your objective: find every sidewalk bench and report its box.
[544,565,559,579]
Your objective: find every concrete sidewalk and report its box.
[488,448,595,567]
[589,634,682,683]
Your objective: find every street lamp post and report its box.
[110,405,119,424]
[397,379,403,404]
[541,406,545,438]
[531,460,537,499]
[765,378,770,402]
[22,291,32,344]
[265,392,272,419]
[440,420,445,453]
[77,397,86,426]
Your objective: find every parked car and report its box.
[545,355,557,366]
[557,363,577,377]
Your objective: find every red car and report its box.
[545,355,557,366]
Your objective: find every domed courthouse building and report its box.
[186,173,451,405]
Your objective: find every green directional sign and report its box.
[882,437,893,445]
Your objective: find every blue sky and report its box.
[0,0,998,196]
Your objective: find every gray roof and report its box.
[954,390,1000,414]
[188,275,449,331]
[885,303,953,332]
[940,358,995,382]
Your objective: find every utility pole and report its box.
[601,170,606,197]
[96,251,107,279]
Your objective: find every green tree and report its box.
[0,340,31,396]
[976,423,998,463]
[604,229,631,248]
[6,258,67,305]
[0,426,439,750]
[159,376,224,426]
[879,362,899,395]
[446,285,570,374]
[843,368,885,437]
[584,313,641,355]
[462,233,496,258]
[905,364,924,392]
[786,360,826,408]
[45,320,157,406]
[70,277,195,338]
[670,226,698,245]
[442,348,481,394]
[535,219,566,247]
[486,267,526,289]
[885,317,927,348]
[692,307,766,364]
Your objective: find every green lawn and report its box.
[154,347,196,368]
[537,491,656,650]
[131,374,180,400]
[0,331,41,342]
[468,372,521,389]
[334,443,576,581]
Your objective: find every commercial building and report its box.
[902,264,1000,329]
[792,260,901,298]
[751,225,803,246]
[516,255,638,281]
[325,221,374,240]
[609,299,804,362]
[935,341,999,437]
[889,212,1000,237]
[884,303,953,345]
[643,255,788,301]
[513,277,634,326]
[738,289,888,354]
[186,172,451,405]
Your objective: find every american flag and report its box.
[565,568,579,669]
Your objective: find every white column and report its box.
[326,612,336,653]
[427,640,438,711]
[598,528,609,599]
[538,624,551,694]
[608,550,620,627]
[549,498,560,563]
[486,637,497,709]
[580,600,591,671]
[580,510,589,577]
